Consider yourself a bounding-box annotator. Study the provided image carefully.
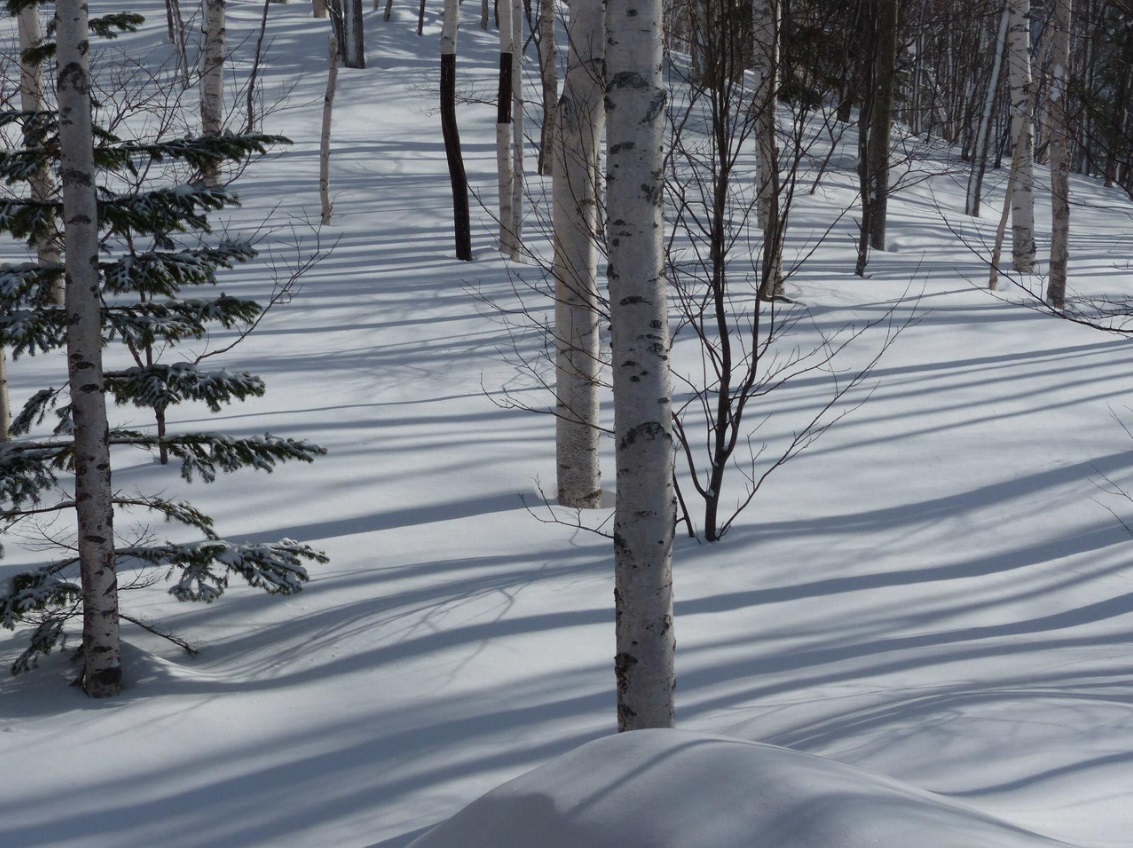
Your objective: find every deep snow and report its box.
[2,3,1133,848]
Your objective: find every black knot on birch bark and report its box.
[609,71,649,90]
[58,62,89,95]
[621,421,664,447]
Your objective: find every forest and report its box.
[1,0,1132,846]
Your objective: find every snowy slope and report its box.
[408,729,1074,848]
[2,4,1133,848]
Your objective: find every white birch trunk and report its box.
[441,0,473,259]
[18,3,62,297]
[1046,0,1072,308]
[0,345,8,441]
[321,34,339,225]
[496,0,517,256]
[1007,0,1036,272]
[606,0,676,732]
[538,0,558,175]
[314,0,329,17]
[966,1,1010,218]
[343,0,366,68]
[511,0,525,252]
[56,0,122,698]
[201,0,226,186]
[553,0,605,508]
[753,0,778,231]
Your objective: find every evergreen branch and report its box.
[98,185,238,243]
[105,363,266,412]
[116,539,327,603]
[0,440,71,508]
[100,132,290,174]
[111,495,219,539]
[102,241,258,296]
[107,431,326,482]
[1,566,81,630]
[8,388,62,438]
[104,296,262,348]
[0,197,58,245]
[0,306,66,359]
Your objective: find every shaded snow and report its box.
[409,729,1073,848]
[1,3,1133,848]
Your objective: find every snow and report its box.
[407,729,1072,848]
[2,3,1133,848]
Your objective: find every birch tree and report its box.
[605,0,676,732]
[441,0,473,260]
[496,0,518,256]
[56,0,123,697]
[1047,0,1073,308]
[537,0,558,175]
[321,34,339,225]
[510,0,524,252]
[201,0,225,186]
[966,1,1010,217]
[0,13,327,687]
[553,0,605,508]
[1008,0,1036,272]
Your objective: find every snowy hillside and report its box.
[2,4,1133,848]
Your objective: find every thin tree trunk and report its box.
[201,0,226,186]
[867,0,898,252]
[441,0,473,260]
[553,0,605,508]
[967,1,1010,217]
[481,0,489,29]
[56,0,123,698]
[343,0,366,67]
[246,0,273,133]
[1046,0,1072,308]
[496,0,517,256]
[315,0,329,16]
[1104,22,1133,187]
[1008,0,1036,272]
[606,0,676,732]
[0,345,8,441]
[754,0,783,300]
[511,0,525,252]
[537,0,557,175]
[321,34,339,225]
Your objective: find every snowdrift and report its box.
[408,729,1073,848]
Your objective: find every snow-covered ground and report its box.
[2,4,1133,847]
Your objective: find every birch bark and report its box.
[1046,0,1072,308]
[553,0,605,508]
[56,0,122,697]
[201,0,226,186]
[966,2,1010,217]
[496,0,518,256]
[537,0,558,175]
[511,0,525,252]
[18,3,60,288]
[1008,0,1036,272]
[321,34,339,225]
[441,0,473,260]
[606,0,676,732]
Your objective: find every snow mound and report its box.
[408,729,1074,848]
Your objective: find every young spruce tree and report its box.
[0,4,327,694]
